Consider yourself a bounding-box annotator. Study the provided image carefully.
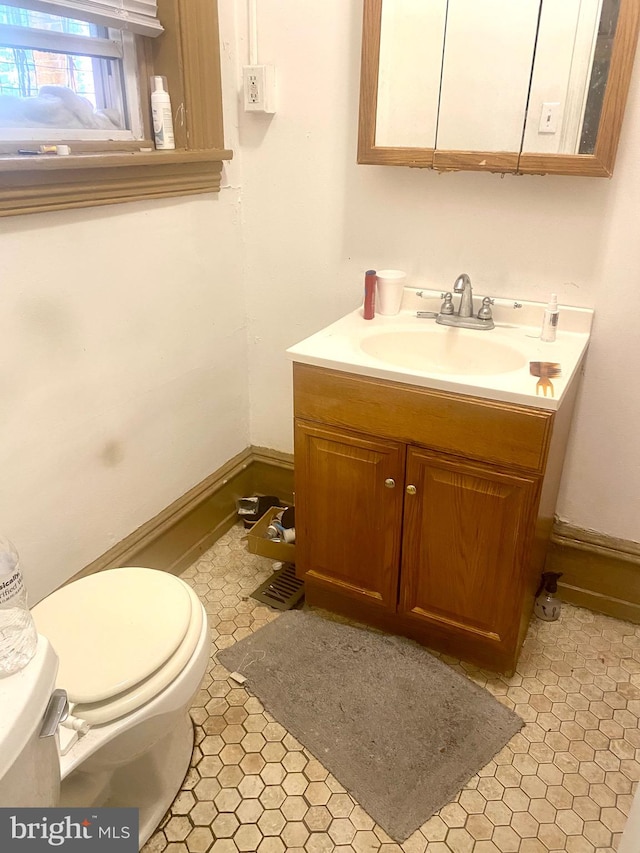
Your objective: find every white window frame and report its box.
[0,11,143,141]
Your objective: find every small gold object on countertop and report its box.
[530,362,561,398]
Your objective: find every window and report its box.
[0,5,142,140]
[0,0,232,217]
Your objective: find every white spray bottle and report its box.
[540,293,559,342]
[151,76,175,150]
[534,572,563,622]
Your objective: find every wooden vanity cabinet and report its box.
[293,363,576,673]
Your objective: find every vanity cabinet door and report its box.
[399,446,539,654]
[294,419,405,612]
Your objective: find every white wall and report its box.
[0,3,249,603]
[0,194,249,603]
[234,0,640,544]
[0,3,253,605]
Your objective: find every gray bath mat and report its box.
[218,610,522,842]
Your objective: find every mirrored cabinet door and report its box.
[358,0,640,177]
[519,0,637,174]
[375,0,446,150]
[434,0,540,170]
[522,0,610,156]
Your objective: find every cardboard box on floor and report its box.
[246,506,295,563]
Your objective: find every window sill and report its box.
[0,147,233,217]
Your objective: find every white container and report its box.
[151,76,175,150]
[0,536,38,676]
[376,270,407,315]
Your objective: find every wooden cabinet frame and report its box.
[293,364,579,673]
[0,0,233,216]
[358,0,640,177]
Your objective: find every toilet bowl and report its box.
[0,567,210,849]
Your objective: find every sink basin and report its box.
[360,328,528,375]
[286,290,593,410]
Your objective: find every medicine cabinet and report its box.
[358,0,640,176]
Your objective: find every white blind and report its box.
[1,0,163,36]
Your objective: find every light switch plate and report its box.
[539,102,561,134]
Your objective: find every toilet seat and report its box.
[73,582,204,725]
[33,568,205,725]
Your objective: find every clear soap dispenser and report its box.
[534,572,563,622]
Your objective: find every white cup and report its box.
[376,269,407,316]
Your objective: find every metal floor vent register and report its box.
[250,562,304,611]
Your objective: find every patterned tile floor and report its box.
[142,524,640,853]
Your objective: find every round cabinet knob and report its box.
[384,478,396,489]
[406,485,417,495]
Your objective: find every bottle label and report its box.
[0,568,24,605]
[152,106,164,145]
[551,313,559,327]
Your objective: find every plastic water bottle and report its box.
[0,536,38,676]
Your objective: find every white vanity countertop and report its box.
[286,290,594,411]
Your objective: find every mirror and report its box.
[358,0,640,176]
[523,0,621,156]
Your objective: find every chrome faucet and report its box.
[416,273,495,331]
[454,273,473,318]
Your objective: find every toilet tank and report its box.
[0,635,61,806]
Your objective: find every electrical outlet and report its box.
[243,65,276,114]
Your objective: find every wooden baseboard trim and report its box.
[71,446,294,585]
[547,521,640,623]
[74,449,640,627]
[250,445,295,471]
[552,521,640,563]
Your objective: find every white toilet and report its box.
[0,567,210,848]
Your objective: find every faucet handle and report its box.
[478,296,493,321]
[440,292,454,315]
